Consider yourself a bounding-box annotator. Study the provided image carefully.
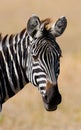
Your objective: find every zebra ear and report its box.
[50,16,67,37]
[27,15,41,37]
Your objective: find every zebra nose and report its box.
[46,85,62,104]
[42,82,62,111]
[46,80,57,91]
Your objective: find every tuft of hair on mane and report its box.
[41,18,52,29]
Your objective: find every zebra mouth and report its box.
[42,94,60,111]
[44,103,57,111]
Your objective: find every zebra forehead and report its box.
[31,36,62,58]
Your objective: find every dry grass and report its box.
[0,0,81,130]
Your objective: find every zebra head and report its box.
[27,15,67,111]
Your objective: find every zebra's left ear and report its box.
[50,16,67,37]
[27,15,41,37]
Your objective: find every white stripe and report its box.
[16,43,20,65]
[21,39,24,66]
[37,77,46,82]
[33,65,42,70]
[33,72,46,87]
[17,34,20,42]
[33,72,46,77]
[13,35,17,54]
[0,41,2,51]
[39,83,46,88]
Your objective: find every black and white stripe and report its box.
[0,29,29,106]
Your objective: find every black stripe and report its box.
[20,28,26,39]
[23,38,27,62]
[18,41,22,65]
[20,38,29,82]
[0,52,15,99]
[0,65,6,102]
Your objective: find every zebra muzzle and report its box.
[42,84,62,111]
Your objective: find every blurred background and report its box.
[0,0,81,130]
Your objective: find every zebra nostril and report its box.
[43,94,48,103]
[44,94,48,100]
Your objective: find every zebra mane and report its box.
[41,18,52,29]
[0,28,27,46]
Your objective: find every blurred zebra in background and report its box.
[0,15,67,111]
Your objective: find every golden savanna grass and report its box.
[0,0,81,130]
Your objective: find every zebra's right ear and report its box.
[27,15,41,37]
[50,16,67,37]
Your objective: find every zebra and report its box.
[0,15,67,111]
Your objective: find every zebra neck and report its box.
[0,29,30,103]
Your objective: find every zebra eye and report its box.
[32,55,38,61]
